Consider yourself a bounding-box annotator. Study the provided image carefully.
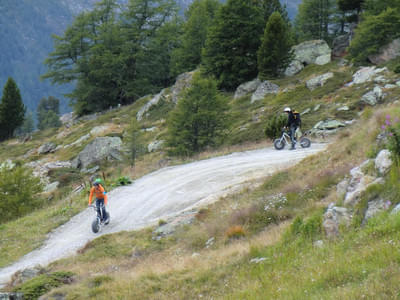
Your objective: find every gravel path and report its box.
[0,144,326,286]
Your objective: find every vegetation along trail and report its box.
[0,144,326,286]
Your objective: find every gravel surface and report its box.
[0,144,327,286]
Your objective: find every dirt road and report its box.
[0,144,326,286]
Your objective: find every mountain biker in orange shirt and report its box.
[88,178,109,224]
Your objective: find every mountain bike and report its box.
[90,202,110,233]
[274,128,311,150]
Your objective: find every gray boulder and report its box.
[148,140,164,152]
[369,38,400,65]
[171,71,195,103]
[375,149,393,175]
[285,40,331,77]
[352,67,387,85]
[137,90,166,121]
[71,137,122,169]
[292,40,331,65]
[323,204,351,238]
[90,124,112,136]
[306,72,334,91]
[314,120,345,130]
[284,60,304,77]
[336,179,349,198]
[38,142,57,154]
[360,86,384,106]
[64,133,90,149]
[234,78,262,99]
[251,81,279,103]
[364,199,390,221]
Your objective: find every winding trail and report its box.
[0,144,326,286]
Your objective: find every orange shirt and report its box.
[88,184,108,205]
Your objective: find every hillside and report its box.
[1,34,400,298]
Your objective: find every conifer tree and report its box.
[167,74,229,155]
[171,0,220,76]
[37,96,62,130]
[258,12,293,79]
[0,77,26,141]
[202,0,264,90]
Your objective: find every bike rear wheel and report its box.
[274,139,285,150]
[300,137,311,148]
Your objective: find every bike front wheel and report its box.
[300,137,311,148]
[92,219,100,233]
[274,139,285,150]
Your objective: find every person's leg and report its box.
[290,126,296,149]
[95,198,101,219]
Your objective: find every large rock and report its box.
[292,40,331,65]
[148,140,165,152]
[59,112,76,128]
[26,160,72,184]
[38,142,57,154]
[343,161,385,206]
[285,40,331,77]
[171,71,195,103]
[136,90,166,121]
[352,67,387,85]
[364,199,390,221]
[251,81,279,103]
[306,72,334,91]
[375,149,393,175]
[323,204,351,238]
[314,120,345,130]
[71,137,122,169]
[369,38,400,65]
[360,86,384,106]
[284,60,304,77]
[234,78,262,99]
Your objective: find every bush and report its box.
[14,271,74,299]
[0,165,43,223]
[114,176,132,186]
[394,64,400,74]
[225,225,246,239]
[265,114,287,140]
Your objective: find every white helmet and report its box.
[284,107,291,112]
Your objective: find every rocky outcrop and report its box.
[365,199,390,221]
[0,292,24,299]
[351,67,387,85]
[323,204,351,238]
[311,119,345,135]
[90,124,113,136]
[71,137,122,169]
[137,91,166,121]
[332,34,350,58]
[171,71,195,103]
[60,112,76,128]
[369,38,400,65]
[38,142,57,154]
[375,149,393,175]
[306,72,334,91]
[234,78,262,99]
[285,40,331,77]
[26,160,72,184]
[64,133,90,149]
[251,81,279,103]
[148,140,164,152]
[343,161,385,206]
[360,86,384,106]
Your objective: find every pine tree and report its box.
[202,0,264,90]
[37,96,61,130]
[0,77,26,141]
[170,0,220,76]
[125,117,146,167]
[295,0,336,43]
[258,12,293,79]
[167,74,229,155]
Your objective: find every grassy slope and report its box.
[3,61,400,298]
